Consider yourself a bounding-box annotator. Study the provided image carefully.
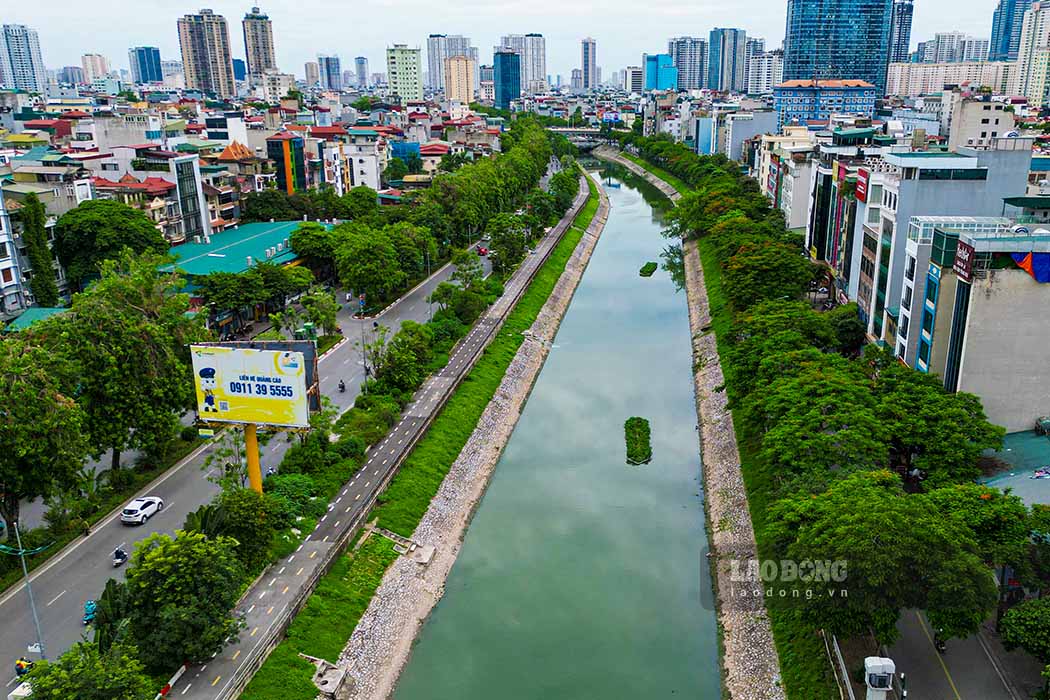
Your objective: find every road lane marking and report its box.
[310,551,317,559]
[356,494,361,500]
[257,591,267,599]
[296,544,303,552]
[334,521,340,528]
[232,650,241,661]
[268,578,276,586]
[278,566,285,574]
[288,555,295,562]
[180,683,192,694]
[46,590,66,606]
[266,606,274,615]
[282,586,289,594]
[365,481,370,487]
[322,536,328,542]
[247,604,255,613]
[914,611,962,700]
[250,627,258,637]
[296,567,304,576]
[211,675,221,687]
[346,506,351,513]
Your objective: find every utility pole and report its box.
[11,523,47,660]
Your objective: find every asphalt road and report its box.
[177,175,590,700]
[0,248,492,688]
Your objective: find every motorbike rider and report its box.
[113,546,128,562]
[15,656,32,676]
[338,379,346,393]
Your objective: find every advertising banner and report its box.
[191,344,310,428]
[856,168,869,202]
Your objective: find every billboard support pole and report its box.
[244,423,263,494]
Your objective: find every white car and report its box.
[121,496,164,525]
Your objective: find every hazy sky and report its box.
[5,0,998,80]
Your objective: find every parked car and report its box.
[121,496,164,525]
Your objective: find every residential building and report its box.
[444,55,476,104]
[520,34,547,93]
[494,49,521,110]
[242,6,276,80]
[581,38,597,90]
[918,32,992,63]
[624,65,644,93]
[783,0,894,93]
[92,174,183,242]
[708,28,747,92]
[177,9,236,98]
[888,0,915,63]
[0,184,28,317]
[128,47,162,84]
[346,127,382,190]
[258,69,295,102]
[59,66,85,85]
[571,68,583,91]
[990,0,1033,60]
[743,37,765,90]
[724,110,779,161]
[942,89,1018,150]
[773,79,877,128]
[427,35,478,92]
[304,61,320,87]
[386,44,423,104]
[266,130,307,194]
[1015,1,1050,107]
[886,60,1017,96]
[81,53,109,82]
[354,57,369,87]
[318,55,342,91]
[232,58,247,81]
[0,25,47,93]
[748,50,784,94]
[480,64,494,82]
[643,54,678,91]
[668,37,707,90]
[754,126,818,228]
[480,79,495,101]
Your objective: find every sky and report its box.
[5,0,998,81]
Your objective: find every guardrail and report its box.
[208,175,591,700]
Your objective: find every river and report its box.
[392,168,721,699]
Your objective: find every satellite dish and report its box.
[1005,130,1020,137]
[1013,225,1031,234]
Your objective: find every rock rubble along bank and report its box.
[595,147,785,700]
[337,172,610,700]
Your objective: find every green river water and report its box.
[393,170,722,698]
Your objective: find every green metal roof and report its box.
[834,127,875,137]
[1003,196,1050,210]
[162,221,325,276]
[4,306,66,331]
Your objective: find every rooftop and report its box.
[4,307,66,332]
[776,79,875,89]
[161,221,323,276]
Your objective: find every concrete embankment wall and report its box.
[595,146,786,700]
[337,172,611,700]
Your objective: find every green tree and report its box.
[428,281,458,311]
[0,337,86,540]
[218,488,279,572]
[486,213,527,274]
[384,221,436,281]
[27,641,153,700]
[255,261,313,309]
[199,270,267,327]
[405,153,424,174]
[125,530,244,671]
[383,157,409,183]
[182,502,228,538]
[92,579,132,654]
[19,192,60,305]
[767,470,997,642]
[53,199,167,291]
[999,597,1050,693]
[450,248,483,289]
[289,221,335,274]
[240,190,299,223]
[334,225,406,301]
[343,186,379,222]
[923,483,1029,566]
[301,289,341,336]
[722,241,814,310]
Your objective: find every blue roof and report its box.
[1031,157,1050,172]
[4,306,66,331]
[162,221,324,276]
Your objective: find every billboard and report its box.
[953,240,975,283]
[191,343,312,428]
[856,168,869,202]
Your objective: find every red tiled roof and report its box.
[93,175,176,195]
[309,126,348,137]
[60,110,91,118]
[185,123,206,132]
[267,130,301,141]
[24,119,61,128]
[419,143,450,156]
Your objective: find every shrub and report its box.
[180,425,199,441]
[624,417,652,464]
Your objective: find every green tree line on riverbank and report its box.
[617,133,1050,698]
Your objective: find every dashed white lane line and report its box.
[247,604,255,613]
[46,590,66,606]
[345,506,351,513]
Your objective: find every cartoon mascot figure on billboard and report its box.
[198,366,219,413]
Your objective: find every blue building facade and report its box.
[773,80,877,128]
[989,0,1032,61]
[783,0,894,93]
[644,54,678,90]
[128,46,162,84]
[232,58,247,82]
[494,50,521,110]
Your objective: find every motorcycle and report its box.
[14,657,33,677]
[112,548,128,568]
[82,599,97,626]
[934,629,946,654]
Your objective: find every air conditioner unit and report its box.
[193,235,201,244]
[277,243,284,252]
[246,255,253,266]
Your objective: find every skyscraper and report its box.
[177,9,236,98]
[232,58,246,81]
[783,0,894,93]
[304,61,320,86]
[81,53,110,82]
[743,37,765,89]
[386,44,423,104]
[1015,1,1050,104]
[496,34,547,94]
[581,37,597,90]
[493,49,521,109]
[747,49,784,93]
[990,0,1034,60]
[242,6,276,80]
[59,65,85,85]
[444,55,476,104]
[427,35,477,91]
[0,25,47,92]
[129,46,163,83]
[624,66,644,92]
[318,55,342,90]
[354,57,369,87]
[668,37,707,90]
[888,0,914,63]
[643,54,678,90]
[708,28,747,92]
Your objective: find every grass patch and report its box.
[625,154,836,700]
[240,535,399,700]
[316,334,342,355]
[373,174,600,537]
[639,261,658,277]
[624,417,652,464]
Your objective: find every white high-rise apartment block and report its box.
[387,44,423,104]
[747,50,784,94]
[668,37,707,90]
[444,55,476,104]
[743,37,765,90]
[624,65,644,93]
[919,32,993,63]
[581,37,597,89]
[81,53,110,82]
[427,35,477,92]
[1016,2,1050,107]
[497,34,546,93]
[886,60,1016,96]
[0,24,47,92]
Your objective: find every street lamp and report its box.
[0,523,51,660]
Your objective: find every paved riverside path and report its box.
[0,245,490,690]
[173,177,591,700]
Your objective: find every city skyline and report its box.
[4,0,996,83]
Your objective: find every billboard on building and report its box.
[190,342,316,428]
[856,168,869,202]
[954,240,975,283]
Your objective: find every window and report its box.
[921,309,934,334]
[1,268,11,284]
[902,285,913,309]
[0,242,7,259]
[899,314,909,340]
[918,339,931,365]
[897,342,906,358]
[981,118,989,124]
[905,256,916,281]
